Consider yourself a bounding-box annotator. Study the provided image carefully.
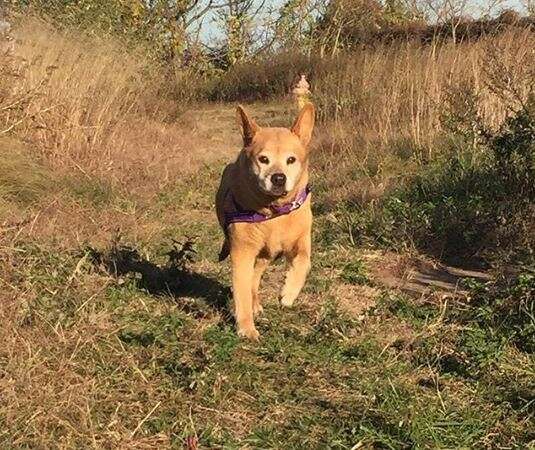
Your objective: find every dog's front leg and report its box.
[231,248,260,340]
[252,257,270,316]
[280,232,311,308]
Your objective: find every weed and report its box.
[204,325,240,363]
[459,274,535,354]
[381,292,439,325]
[340,258,369,285]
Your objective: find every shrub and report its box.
[490,97,535,198]
[206,52,320,102]
[333,97,535,266]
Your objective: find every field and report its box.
[1,16,534,449]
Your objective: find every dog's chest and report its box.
[260,209,311,258]
[229,200,312,259]
[261,234,292,259]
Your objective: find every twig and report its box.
[130,402,161,438]
[1,116,26,134]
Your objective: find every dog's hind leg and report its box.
[231,248,260,340]
[280,233,311,308]
[252,257,270,316]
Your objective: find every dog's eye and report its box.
[258,156,270,165]
[287,156,296,165]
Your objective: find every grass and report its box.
[1,15,534,450]
[2,159,533,448]
[0,17,198,190]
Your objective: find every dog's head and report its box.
[236,104,315,197]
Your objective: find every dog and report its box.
[216,103,315,340]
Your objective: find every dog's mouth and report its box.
[260,185,287,197]
[269,187,288,197]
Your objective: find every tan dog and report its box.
[216,104,315,340]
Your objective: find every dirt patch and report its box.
[334,283,379,318]
[364,251,492,298]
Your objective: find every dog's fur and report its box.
[216,104,315,340]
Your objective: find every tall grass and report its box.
[0,18,193,188]
[314,28,535,155]
[312,29,535,205]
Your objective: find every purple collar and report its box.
[224,185,310,229]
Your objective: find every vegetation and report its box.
[1,1,534,448]
[320,91,535,266]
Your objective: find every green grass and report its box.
[1,164,533,449]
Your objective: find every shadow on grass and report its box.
[88,239,231,318]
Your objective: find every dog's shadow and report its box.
[88,240,231,318]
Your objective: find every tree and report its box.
[521,0,535,16]
[417,0,471,42]
[383,0,422,23]
[8,0,229,60]
[274,0,321,49]
[216,0,265,66]
[314,0,399,54]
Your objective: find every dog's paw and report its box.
[237,325,260,341]
[279,291,297,308]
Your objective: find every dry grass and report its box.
[0,18,203,193]
[312,28,535,204]
[318,30,534,131]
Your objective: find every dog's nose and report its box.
[271,173,286,187]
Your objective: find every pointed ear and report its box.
[236,105,259,147]
[291,103,315,147]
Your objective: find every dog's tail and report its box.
[218,239,230,262]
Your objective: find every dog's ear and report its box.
[236,105,259,147]
[291,103,315,147]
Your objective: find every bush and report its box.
[490,98,535,198]
[206,52,321,102]
[461,273,535,354]
[325,97,535,266]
